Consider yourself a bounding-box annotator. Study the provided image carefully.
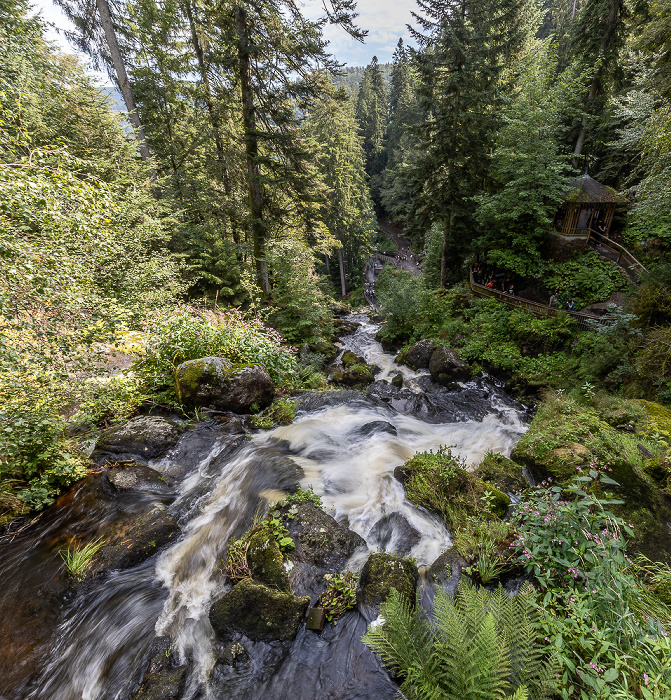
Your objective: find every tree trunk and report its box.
[325,254,330,274]
[338,247,347,297]
[572,0,622,168]
[235,3,270,296]
[95,0,152,163]
[185,1,239,252]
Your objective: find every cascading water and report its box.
[0,314,528,700]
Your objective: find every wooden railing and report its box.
[587,230,648,279]
[468,272,615,332]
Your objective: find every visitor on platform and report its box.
[567,299,575,311]
[507,285,514,296]
[549,291,558,308]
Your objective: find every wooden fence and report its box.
[468,272,615,332]
[587,230,648,279]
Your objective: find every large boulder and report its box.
[369,513,420,557]
[358,553,419,609]
[429,346,471,386]
[247,525,291,592]
[403,339,437,370]
[209,579,309,643]
[105,463,172,494]
[93,415,186,465]
[175,357,274,412]
[282,501,365,599]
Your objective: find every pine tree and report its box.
[355,56,388,204]
[308,94,373,296]
[408,0,527,286]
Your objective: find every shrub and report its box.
[137,307,298,393]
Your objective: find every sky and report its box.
[32,0,417,79]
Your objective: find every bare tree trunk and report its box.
[338,247,347,297]
[95,0,152,163]
[235,4,270,296]
[325,254,330,274]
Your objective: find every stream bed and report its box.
[0,314,528,700]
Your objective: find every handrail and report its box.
[468,272,615,332]
[588,230,648,278]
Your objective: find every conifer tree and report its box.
[355,56,388,204]
[408,0,526,286]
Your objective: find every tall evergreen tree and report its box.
[355,55,388,204]
[308,94,373,296]
[408,0,527,286]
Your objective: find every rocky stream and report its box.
[0,314,529,700]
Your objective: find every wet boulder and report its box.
[333,319,359,337]
[175,357,274,412]
[330,363,376,388]
[88,507,180,577]
[131,636,188,700]
[283,501,365,599]
[428,547,468,595]
[209,579,310,643]
[403,339,437,370]
[351,421,398,439]
[358,553,419,609]
[369,513,420,557]
[391,372,403,388]
[105,463,172,494]
[92,415,186,465]
[429,346,471,386]
[247,524,291,592]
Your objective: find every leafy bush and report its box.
[137,308,298,393]
[362,581,556,700]
[513,469,671,698]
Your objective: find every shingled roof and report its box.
[565,175,628,203]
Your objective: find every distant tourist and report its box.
[507,285,514,296]
[567,299,575,311]
[549,292,558,308]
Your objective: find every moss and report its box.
[209,578,310,642]
[512,392,671,562]
[633,400,671,447]
[247,524,291,592]
[400,449,510,530]
[358,553,419,608]
[474,453,528,494]
[175,358,207,404]
[341,350,362,368]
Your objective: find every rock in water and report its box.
[209,579,310,643]
[368,513,420,557]
[358,553,419,610]
[404,339,437,369]
[429,345,471,386]
[175,356,274,412]
[93,415,186,465]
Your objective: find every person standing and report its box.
[549,291,558,308]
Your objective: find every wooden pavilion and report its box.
[553,174,628,238]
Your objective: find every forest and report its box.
[2,0,671,696]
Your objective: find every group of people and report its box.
[364,281,375,299]
[549,292,575,311]
[472,265,515,295]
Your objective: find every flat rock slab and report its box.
[93,416,187,465]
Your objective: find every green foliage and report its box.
[317,571,358,624]
[251,398,297,429]
[274,485,323,510]
[375,267,424,342]
[454,517,513,584]
[545,252,629,308]
[136,308,297,393]
[513,469,671,698]
[362,581,555,700]
[59,537,104,578]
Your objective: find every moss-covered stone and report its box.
[209,579,309,643]
[341,350,363,368]
[247,525,291,592]
[330,362,375,388]
[391,372,403,388]
[131,637,187,700]
[633,400,671,447]
[307,338,339,361]
[358,553,418,608]
[474,453,528,494]
[511,393,671,562]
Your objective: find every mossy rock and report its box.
[247,525,291,592]
[307,338,339,361]
[358,553,418,608]
[330,363,375,388]
[391,373,403,388]
[131,637,187,700]
[633,400,671,446]
[643,457,670,485]
[209,578,309,643]
[474,453,528,494]
[400,450,510,529]
[341,350,363,368]
[511,394,671,562]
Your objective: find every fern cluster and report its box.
[362,581,555,700]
